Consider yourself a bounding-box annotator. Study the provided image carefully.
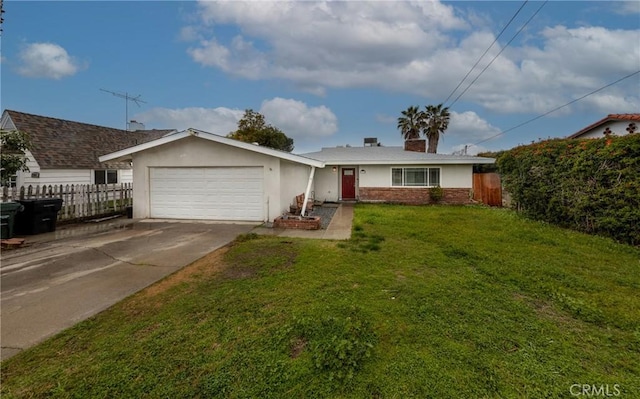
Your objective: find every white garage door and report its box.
[150,167,264,221]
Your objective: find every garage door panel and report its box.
[150,167,264,221]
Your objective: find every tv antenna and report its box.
[100,89,147,130]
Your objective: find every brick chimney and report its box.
[404,139,426,152]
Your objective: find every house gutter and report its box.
[300,166,316,217]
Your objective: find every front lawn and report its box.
[2,205,639,398]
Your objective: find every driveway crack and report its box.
[65,245,162,267]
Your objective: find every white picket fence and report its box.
[1,183,133,222]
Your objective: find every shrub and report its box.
[496,134,640,245]
[429,185,444,203]
[291,307,377,383]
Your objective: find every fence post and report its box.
[80,185,86,218]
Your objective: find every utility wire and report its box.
[449,0,548,108]
[443,0,529,106]
[474,69,640,146]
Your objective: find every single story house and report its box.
[0,110,174,187]
[302,139,495,204]
[568,113,639,139]
[99,131,495,223]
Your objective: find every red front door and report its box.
[341,168,356,200]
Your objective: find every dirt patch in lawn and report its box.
[290,337,307,359]
[221,240,298,280]
[123,246,231,315]
[512,292,577,327]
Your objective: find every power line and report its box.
[449,0,548,108]
[474,69,640,146]
[443,1,528,106]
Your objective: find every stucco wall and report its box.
[577,120,634,139]
[440,165,473,188]
[360,164,472,188]
[131,136,293,221]
[313,164,473,201]
[280,161,314,215]
[314,167,341,202]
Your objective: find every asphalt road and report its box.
[0,219,256,361]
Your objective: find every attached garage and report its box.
[149,167,264,221]
[98,129,325,222]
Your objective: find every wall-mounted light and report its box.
[360,169,366,174]
[332,166,337,172]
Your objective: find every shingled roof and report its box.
[2,110,173,169]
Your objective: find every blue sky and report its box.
[2,0,639,154]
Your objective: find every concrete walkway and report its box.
[253,203,353,240]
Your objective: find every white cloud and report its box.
[447,111,502,141]
[187,0,466,91]
[134,98,339,140]
[615,1,640,15]
[579,92,640,114]
[134,107,243,135]
[185,1,640,116]
[17,42,82,79]
[259,98,338,138]
[178,26,202,42]
[188,35,267,79]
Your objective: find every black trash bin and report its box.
[1,202,25,239]
[16,198,63,235]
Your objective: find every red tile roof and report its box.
[3,110,173,169]
[569,113,640,138]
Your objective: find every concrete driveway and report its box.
[0,219,257,361]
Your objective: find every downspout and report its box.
[300,166,316,217]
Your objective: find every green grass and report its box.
[2,205,639,398]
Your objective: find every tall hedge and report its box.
[496,134,640,245]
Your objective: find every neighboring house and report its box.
[99,132,495,222]
[303,139,494,204]
[568,113,640,139]
[0,110,174,187]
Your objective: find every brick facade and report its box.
[273,216,321,230]
[404,139,426,152]
[359,187,472,205]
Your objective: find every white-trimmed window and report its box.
[94,169,118,184]
[392,167,440,187]
[1,175,17,188]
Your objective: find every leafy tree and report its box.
[228,109,294,152]
[422,103,450,154]
[397,105,423,140]
[1,129,30,185]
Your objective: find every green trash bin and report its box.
[1,202,24,239]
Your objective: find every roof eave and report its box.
[99,128,325,168]
[318,158,496,165]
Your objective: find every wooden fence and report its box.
[473,173,502,207]
[1,183,133,222]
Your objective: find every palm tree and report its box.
[397,105,423,140]
[422,103,450,153]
